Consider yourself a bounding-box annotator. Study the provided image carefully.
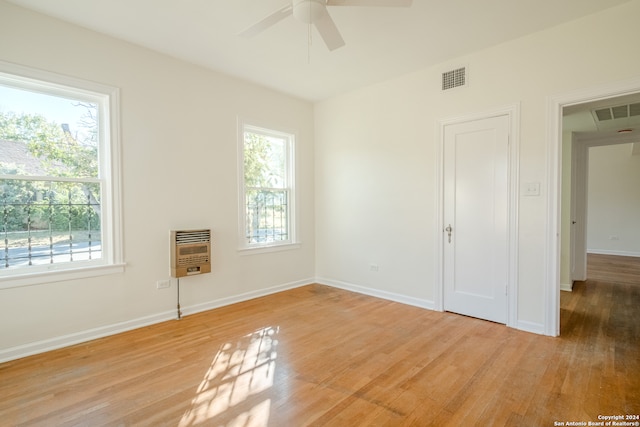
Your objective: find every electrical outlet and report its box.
[156,279,171,289]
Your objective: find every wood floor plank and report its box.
[1,255,639,426]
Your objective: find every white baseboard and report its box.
[2,276,553,363]
[560,282,573,292]
[0,278,313,364]
[515,320,546,335]
[315,277,435,310]
[317,277,550,336]
[180,278,311,317]
[0,310,176,364]
[587,249,640,258]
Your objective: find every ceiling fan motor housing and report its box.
[293,0,326,24]
[240,0,412,51]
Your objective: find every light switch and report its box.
[524,182,540,196]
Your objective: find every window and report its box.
[0,62,123,287]
[239,122,296,250]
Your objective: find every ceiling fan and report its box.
[239,0,413,51]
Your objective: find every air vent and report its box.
[174,229,210,244]
[442,67,466,91]
[594,103,640,121]
[595,108,612,121]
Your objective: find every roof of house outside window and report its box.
[0,139,49,175]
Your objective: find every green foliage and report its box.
[0,177,100,233]
[0,164,37,231]
[0,110,98,178]
[0,111,61,142]
[243,132,271,188]
[243,131,289,243]
[243,131,286,189]
[1,110,100,235]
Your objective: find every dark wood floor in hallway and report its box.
[1,254,638,426]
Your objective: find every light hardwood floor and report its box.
[1,254,638,426]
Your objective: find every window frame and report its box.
[237,119,298,253]
[0,61,124,288]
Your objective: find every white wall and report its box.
[0,1,315,359]
[2,0,640,360]
[315,0,640,331]
[587,143,640,256]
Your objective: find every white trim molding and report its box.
[316,277,435,310]
[587,249,640,258]
[516,320,546,335]
[0,60,124,289]
[0,309,175,364]
[0,278,312,363]
[560,282,574,292]
[180,278,311,317]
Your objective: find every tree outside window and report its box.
[240,124,295,249]
[0,67,120,280]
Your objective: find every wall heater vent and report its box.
[442,67,466,91]
[171,229,211,278]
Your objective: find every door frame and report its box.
[569,132,588,284]
[545,76,640,336]
[435,103,520,328]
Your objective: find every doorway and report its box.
[567,132,639,287]
[546,77,640,336]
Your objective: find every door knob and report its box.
[445,224,453,243]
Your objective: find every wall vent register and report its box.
[442,67,466,91]
[170,229,211,278]
[593,102,640,121]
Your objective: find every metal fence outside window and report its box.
[1,181,102,269]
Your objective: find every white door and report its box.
[443,115,509,324]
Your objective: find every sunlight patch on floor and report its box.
[179,326,279,426]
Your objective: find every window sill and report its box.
[237,242,301,256]
[0,263,126,289]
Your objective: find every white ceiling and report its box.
[5,0,634,102]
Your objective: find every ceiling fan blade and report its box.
[327,0,412,6]
[314,7,345,51]
[238,4,293,38]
